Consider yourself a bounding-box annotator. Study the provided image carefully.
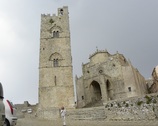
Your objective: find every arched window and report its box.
[50,52,62,67]
[52,31,59,38]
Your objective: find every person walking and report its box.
[60,106,66,126]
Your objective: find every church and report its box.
[76,49,148,108]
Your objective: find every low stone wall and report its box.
[104,93,158,121]
[15,101,38,118]
[67,93,158,121]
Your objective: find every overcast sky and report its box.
[0,0,158,104]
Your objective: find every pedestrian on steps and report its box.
[60,106,66,126]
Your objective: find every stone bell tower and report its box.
[39,6,75,109]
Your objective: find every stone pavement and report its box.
[16,118,158,126]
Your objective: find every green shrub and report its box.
[145,95,150,99]
[125,103,129,107]
[153,107,155,112]
[111,103,113,107]
[49,19,54,24]
[145,95,152,104]
[137,101,143,106]
[117,103,121,108]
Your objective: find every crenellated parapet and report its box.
[40,6,70,39]
[41,6,68,17]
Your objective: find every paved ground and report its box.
[16,118,158,126]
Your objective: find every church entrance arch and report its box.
[90,81,102,103]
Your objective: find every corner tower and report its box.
[39,6,74,108]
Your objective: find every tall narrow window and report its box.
[53,31,56,37]
[56,31,59,38]
[56,59,58,66]
[54,76,56,86]
[82,96,84,100]
[53,59,56,67]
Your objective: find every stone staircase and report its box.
[67,106,106,120]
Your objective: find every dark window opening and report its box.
[128,87,131,92]
[53,59,55,66]
[99,70,103,73]
[82,96,84,100]
[124,58,126,62]
[54,76,56,86]
[60,9,63,15]
[106,80,110,89]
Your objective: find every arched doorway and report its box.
[90,81,102,103]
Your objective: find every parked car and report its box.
[3,99,17,126]
[0,83,5,125]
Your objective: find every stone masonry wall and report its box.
[104,93,158,121]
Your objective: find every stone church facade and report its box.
[76,50,148,108]
[38,6,75,109]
